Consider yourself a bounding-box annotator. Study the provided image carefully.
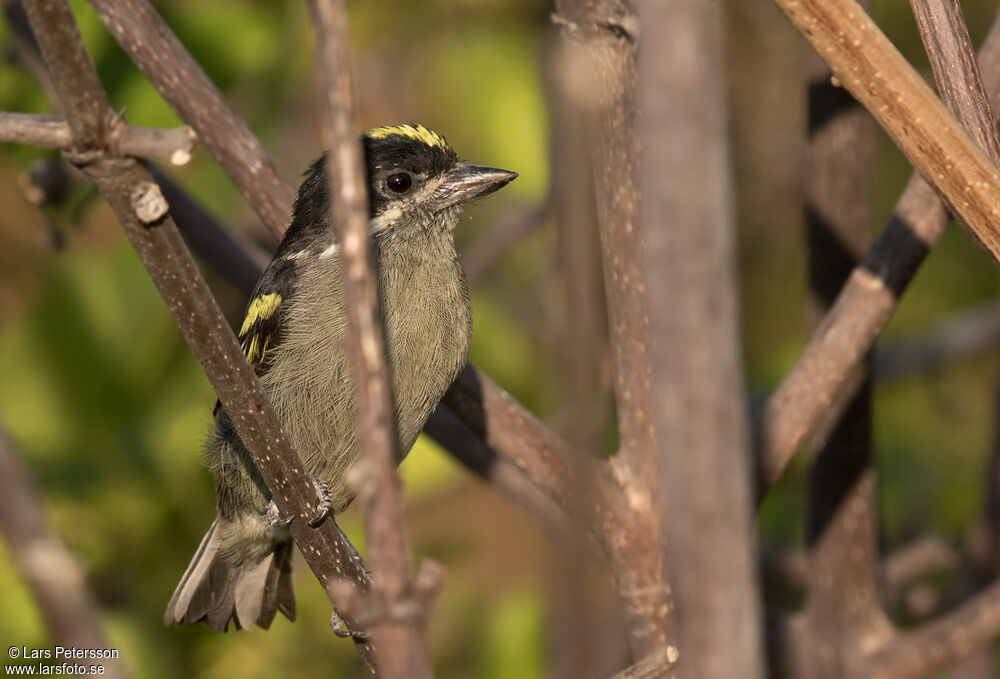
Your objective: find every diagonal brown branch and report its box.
[773,0,1000,256]
[758,11,1000,495]
[17,0,376,670]
[78,0,589,541]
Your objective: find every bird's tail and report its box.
[163,519,295,632]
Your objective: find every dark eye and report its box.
[385,173,412,194]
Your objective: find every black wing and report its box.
[212,258,297,418]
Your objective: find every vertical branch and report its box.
[552,0,655,508]
[639,0,765,676]
[546,30,615,678]
[551,0,673,657]
[0,427,128,679]
[308,1,432,677]
[801,13,887,676]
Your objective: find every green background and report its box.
[1,0,999,676]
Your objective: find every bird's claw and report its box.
[330,609,369,641]
[309,478,332,527]
[266,478,331,528]
[266,499,292,528]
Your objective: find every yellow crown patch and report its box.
[365,124,448,150]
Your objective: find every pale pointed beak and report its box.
[435,163,518,210]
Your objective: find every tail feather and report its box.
[257,542,295,629]
[164,520,221,625]
[164,519,294,632]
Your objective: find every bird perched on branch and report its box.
[164,124,516,632]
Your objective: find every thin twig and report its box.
[309,0,433,676]
[909,0,1000,163]
[0,112,197,165]
[18,0,376,670]
[1,0,58,103]
[0,426,128,679]
[884,536,961,592]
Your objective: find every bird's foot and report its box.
[330,609,369,641]
[266,478,331,528]
[308,478,332,527]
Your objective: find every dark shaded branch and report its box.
[1,0,57,103]
[85,0,295,237]
[309,0,432,675]
[423,406,602,562]
[19,0,375,669]
[799,5,884,674]
[0,112,196,165]
[758,10,1000,495]
[0,426,128,679]
[149,165,271,296]
[638,0,763,675]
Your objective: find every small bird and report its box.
[164,124,516,632]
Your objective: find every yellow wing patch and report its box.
[365,124,448,150]
[239,293,281,366]
[240,293,281,335]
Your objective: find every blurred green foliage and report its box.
[3,0,1000,676]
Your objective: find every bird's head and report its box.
[287,124,516,249]
[361,124,517,236]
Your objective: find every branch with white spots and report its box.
[15,0,377,672]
